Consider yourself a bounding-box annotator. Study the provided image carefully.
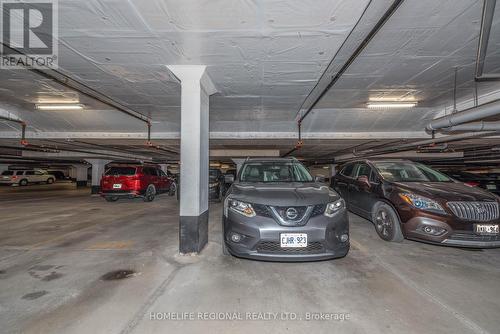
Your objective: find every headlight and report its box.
[227,199,255,218]
[324,198,345,217]
[399,193,445,214]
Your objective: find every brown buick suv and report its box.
[332,159,500,248]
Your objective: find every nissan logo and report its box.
[285,207,299,220]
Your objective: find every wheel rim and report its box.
[375,208,393,239]
[146,187,155,200]
[170,183,177,194]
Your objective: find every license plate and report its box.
[113,184,122,189]
[486,184,497,190]
[280,233,307,248]
[475,224,499,235]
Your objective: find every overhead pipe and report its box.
[441,121,500,132]
[351,131,499,159]
[475,0,500,81]
[426,99,500,131]
[282,0,404,157]
[1,43,155,145]
[0,115,28,145]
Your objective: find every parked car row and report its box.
[331,159,499,248]
[0,169,56,186]
[100,163,176,202]
[220,157,500,262]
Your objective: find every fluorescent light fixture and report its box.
[367,102,417,109]
[35,104,84,110]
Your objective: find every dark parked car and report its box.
[223,158,349,261]
[100,164,175,202]
[332,159,500,248]
[209,168,224,202]
[439,170,500,195]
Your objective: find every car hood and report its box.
[393,181,498,202]
[229,182,339,206]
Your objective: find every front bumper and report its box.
[223,207,349,262]
[403,215,500,248]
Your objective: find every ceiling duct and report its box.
[426,99,500,131]
[346,131,499,160]
[441,121,500,132]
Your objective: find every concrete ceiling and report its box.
[1,0,500,162]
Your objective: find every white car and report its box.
[0,169,56,186]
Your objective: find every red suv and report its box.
[100,164,176,202]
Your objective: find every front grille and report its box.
[448,231,500,242]
[311,204,326,217]
[447,201,499,221]
[253,204,273,218]
[256,241,324,254]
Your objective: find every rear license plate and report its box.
[113,184,122,189]
[475,224,499,235]
[280,233,307,248]
[486,184,497,190]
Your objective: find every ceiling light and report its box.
[367,102,417,109]
[35,104,84,110]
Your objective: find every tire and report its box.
[222,220,229,256]
[19,179,28,186]
[46,178,54,184]
[222,241,230,255]
[105,196,119,202]
[372,202,404,242]
[168,182,177,196]
[143,185,156,202]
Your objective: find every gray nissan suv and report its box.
[222,158,349,261]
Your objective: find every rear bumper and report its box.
[223,207,350,262]
[100,189,144,198]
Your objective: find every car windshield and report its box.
[239,162,313,183]
[1,171,14,175]
[373,162,452,182]
[105,167,136,176]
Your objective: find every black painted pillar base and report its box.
[76,181,87,187]
[91,185,101,194]
[179,209,209,254]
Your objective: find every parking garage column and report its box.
[72,164,90,188]
[167,65,217,254]
[85,159,111,194]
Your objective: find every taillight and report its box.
[12,176,17,180]
[465,181,479,187]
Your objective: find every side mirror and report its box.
[315,176,326,183]
[224,174,235,184]
[357,175,371,188]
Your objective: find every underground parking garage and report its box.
[1,0,500,333]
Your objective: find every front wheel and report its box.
[105,196,119,202]
[372,202,404,242]
[143,185,156,202]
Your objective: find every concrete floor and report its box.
[0,184,499,334]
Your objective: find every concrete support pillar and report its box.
[0,164,9,173]
[85,159,111,194]
[168,65,217,254]
[232,158,246,174]
[159,164,168,173]
[330,164,338,178]
[72,164,90,187]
